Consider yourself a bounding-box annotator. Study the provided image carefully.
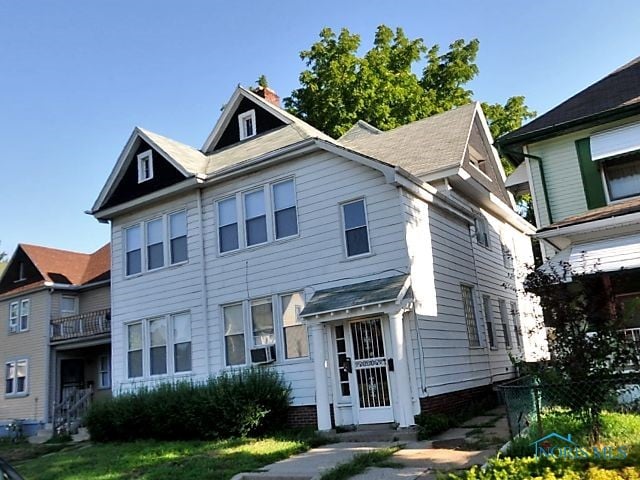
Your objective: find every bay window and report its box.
[169,211,188,264]
[218,197,239,253]
[272,180,298,239]
[146,219,164,270]
[244,189,267,246]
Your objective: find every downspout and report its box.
[44,289,52,425]
[196,188,211,376]
[500,146,553,224]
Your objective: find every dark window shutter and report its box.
[575,138,606,209]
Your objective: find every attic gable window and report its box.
[137,150,154,183]
[238,110,256,141]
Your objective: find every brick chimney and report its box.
[252,86,280,107]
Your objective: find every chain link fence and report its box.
[498,374,640,440]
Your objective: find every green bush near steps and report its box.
[85,368,292,442]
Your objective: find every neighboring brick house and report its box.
[0,243,111,436]
[89,85,546,430]
[498,55,640,347]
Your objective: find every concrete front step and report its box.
[329,425,418,443]
[27,428,53,444]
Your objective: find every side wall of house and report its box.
[0,290,50,421]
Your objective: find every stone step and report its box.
[330,426,418,443]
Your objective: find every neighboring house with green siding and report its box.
[498,55,640,343]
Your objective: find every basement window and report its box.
[137,150,154,183]
[238,110,256,141]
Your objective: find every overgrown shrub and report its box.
[415,413,451,439]
[85,368,291,442]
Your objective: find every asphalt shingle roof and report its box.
[500,56,640,144]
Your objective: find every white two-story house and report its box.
[89,85,545,430]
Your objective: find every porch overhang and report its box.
[540,233,640,278]
[300,275,411,322]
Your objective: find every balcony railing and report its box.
[50,309,111,342]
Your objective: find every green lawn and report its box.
[6,437,312,480]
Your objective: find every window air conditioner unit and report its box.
[250,345,276,365]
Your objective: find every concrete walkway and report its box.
[232,406,510,480]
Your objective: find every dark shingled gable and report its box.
[500,56,640,145]
[300,275,409,317]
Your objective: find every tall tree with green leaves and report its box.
[285,25,535,145]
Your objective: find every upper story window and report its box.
[126,312,192,379]
[5,360,27,396]
[137,150,154,183]
[469,145,489,177]
[342,199,370,257]
[124,209,188,277]
[461,285,480,347]
[60,296,77,317]
[602,152,640,202]
[216,178,299,254]
[238,110,257,141]
[474,217,490,248]
[16,263,26,282]
[9,299,29,333]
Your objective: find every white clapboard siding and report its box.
[110,193,208,393]
[200,151,409,406]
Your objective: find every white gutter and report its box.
[535,211,640,239]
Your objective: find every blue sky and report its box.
[1,0,639,256]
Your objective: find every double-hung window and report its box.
[238,110,256,141]
[223,292,308,366]
[272,180,298,239]
[137,150,154,183]
[461,285,480,347]
[342,199,370,257]
[125,225,142,275]
[475,217,490,247]
[223,304,245,366]
[9,300,29,333]
[244,190,268,246]
[146,219,164,270]
[169,211,188,264]
[217,178,299,254]
[499,299,512,349]
[482,295,496,349]
[218,198,239,253]
[125,210,188,276]
[282,292,308,359]
[251,298,274,346]
[5,360,27,395]
[126,313,192,379]
[61,296,77,317]
[98,355,111,389]
[603,153,640,201]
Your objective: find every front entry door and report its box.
[60,359,84,402]
[349,318,394,424]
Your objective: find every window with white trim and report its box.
[223,292,308,366]
[482,295,497,349]
[272,180,298,239]
[61,296,77,317]
[342,199,370,257]
[146,219,164,270]
[5,360,27,395]
[124,210,188,276]
[137,150,154,183]
[216,178,299,254]
[9,299,29,333]
[98,355,111,388]
[461,285,480,347]
[475,217,490,248]
[238,110,256,141]
[244,190,268,246]
[282,293,307,359]
[499,299,512,349]
[126,313,192,379]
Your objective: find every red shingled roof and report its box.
[19,243,110,285]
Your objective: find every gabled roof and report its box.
[18,243,110,285]
[500,56,640,146]
[339,103,478,178]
